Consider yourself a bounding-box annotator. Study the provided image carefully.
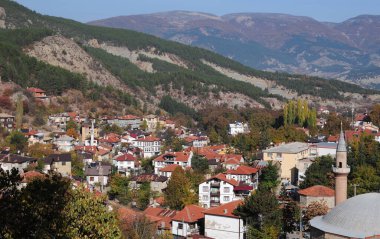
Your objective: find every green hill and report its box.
[0,0,377,116]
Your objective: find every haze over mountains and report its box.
[89,12,380,89]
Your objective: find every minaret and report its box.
[90,119,95,146]
[333,123,350,205]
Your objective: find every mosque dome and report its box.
[310,193,380,238]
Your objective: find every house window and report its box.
[178,223,183,229]
[62,161,66,166]
[276,153,282,158]
[223,196,230,201]
[90,177,94,181]
[223,187,230,193]
[202,186,209,192]
[202,195,208,201]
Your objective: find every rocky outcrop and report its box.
[24,35,121,87]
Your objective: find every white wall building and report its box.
[153,151,193,175]
[199,173,239,208]
[113,153,139,176]
[132,136,161,158]
[204,200,245,239]
[229,122,249,136]
[171,205,205,237]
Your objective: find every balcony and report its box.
[210,182,220,187]
[210,191,220,196]
[210,200,220,207]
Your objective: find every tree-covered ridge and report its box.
[0,0,377,102]
[0,28,137,107]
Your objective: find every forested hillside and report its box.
[0,0,379,118]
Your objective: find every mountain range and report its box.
[0,0,379,118]
[89,12,380,89]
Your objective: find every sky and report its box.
[15,0,380,23]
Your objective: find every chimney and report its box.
[223,209,228,214]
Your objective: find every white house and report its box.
[184,135,209,148]
[132,136,161,158]
[158,164,181,178]
[0,113,15,130]
[228,122,249,136]
[225,165,259,189]
[171,205,205,237]
[0,154,37,173]
[85,164,112,186]
[48,113,71,131]
[199,173,239,209]
[54,135,74,152]
[143,114,160,132]
[107,115,141,130]
[113,153,139,176]
[204,200,245,239]
[153,151,193,174]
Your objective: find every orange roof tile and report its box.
[118,115,140,120]
[204,200,242,218]
[159,164,181,172]
[226,165,258,175]
[209,173,239,186]
[298,185,335,197]
[154,152,192,162]
[22,171,45,183]
[115,153,136,161]
[144,207,177,229]
[172,205,205,223]
[135,136,161,142]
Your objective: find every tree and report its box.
[71,152,84,178]
[191,154,209,174]
[108,174,131,204]
[234,190,282,235]
[282,201,300,233]
[141,157,154,174]
[27,143,54,158]
[66,128,79,139]
[5,131,28,153]
[303,200,328,228]
[63,185,121,238]
[136,182,151,210]
[0,170,121,238]
[300,156,335,189]
[350,165,380,195]
[259,162,280,191]
[15,95,23,130]
[119,213,156,239]
[66,120,77,131]
[164,167,197,210]
[140,120,148,131]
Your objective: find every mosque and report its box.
[310,128,380,238]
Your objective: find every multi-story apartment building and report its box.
[132,136,161,158]
[263,142,310,184]
[198,173,239,208]
[113,153,140,176]
[0,113,14,130]
[153,151,193,174]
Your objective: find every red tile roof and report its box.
[154,152,192,162]
[118,115,140,120]
[355,113,367,122]
[172,205,205,223]
[209,173,239,187]
[221,154,243,163]
[298,185,335,197]
[22,171,45,183]
[115,153,136,161]
[204,200,242,218]
[135,136,161,142]
[159,164,181,172]
[226,165,258,175]
[144,207,177,230]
